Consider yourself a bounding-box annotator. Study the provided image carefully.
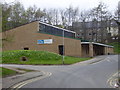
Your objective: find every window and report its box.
[39,23,75,38]
[81,33,84,35]
[89,33,91,35]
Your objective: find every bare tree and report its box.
[63,6,79,28]
[90,2,110,43]
[114,1,120,42]
[60,9,67,27]
[79,10,91,40]
[34,8,45,21]
[53,9,59,25]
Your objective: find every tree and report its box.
[26,5,37,22]
[34,8,45,21]
[114,1,120,42]
[65,5,79,27]
[60,9,67,28]
[2,3,11,31]
[90,2,110,43]
[10,1,26,27]
[45,9,54,24]
[2,1,29,31]
[79,10,91,40]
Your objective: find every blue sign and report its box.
[37,39,53,44]
[37,40,44,44]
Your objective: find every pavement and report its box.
[73,55,107,65]
[1,69,44,89]
[0,55,118,89]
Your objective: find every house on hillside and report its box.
[72,20,118,43]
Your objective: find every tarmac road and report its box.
[2,55,118,88]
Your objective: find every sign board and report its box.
[37,39,53,44]
[37,40,44,44]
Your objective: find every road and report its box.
[2,55,118,88]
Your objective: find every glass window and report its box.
[39,23,75,38]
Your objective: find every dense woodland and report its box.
[1,1,120,43]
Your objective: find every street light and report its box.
[62,29,65,65]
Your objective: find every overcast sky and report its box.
[3,0,120,12]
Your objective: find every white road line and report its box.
[107,59,110,62]
[107,72,118,83]
[10,71,52,90]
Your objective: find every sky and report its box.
[2,0,120,12]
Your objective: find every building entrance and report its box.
[58,45,64,55]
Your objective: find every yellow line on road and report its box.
[10,71,52,90]
[107,71,119,88]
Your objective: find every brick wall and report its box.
[2,21,82,57]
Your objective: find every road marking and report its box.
[107,71,119,88]
[107,72,118,83]
[89,57,106,65]
[10,71,52,90]
[107,59,110,62]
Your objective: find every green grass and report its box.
[0,67,19,78]
[1,50,90,65]
[63,56,90,64]
[0,67,35,77]
[108,42,120,54]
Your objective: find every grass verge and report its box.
[0,67,19,78]
[108,42,120,54]
[2,50,91,65]
[0,67,35,78]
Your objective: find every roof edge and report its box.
[81,42,114,48]
[39,21,76,33]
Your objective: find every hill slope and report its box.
[2,50,90,65]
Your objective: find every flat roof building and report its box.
[2,21,114,57]
[81,42,114,57]
[2,21,82,57]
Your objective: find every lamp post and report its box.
[62,29,64,65]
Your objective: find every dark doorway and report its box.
[58,45,64,55]
[24,47,29,50]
